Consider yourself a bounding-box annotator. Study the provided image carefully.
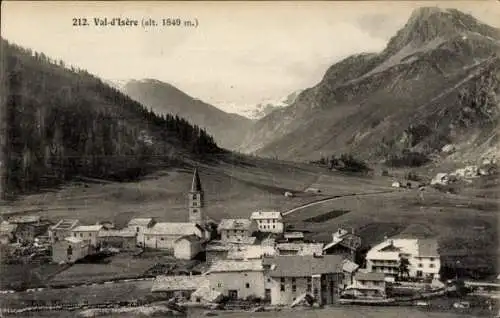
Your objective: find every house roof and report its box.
[264,255,344,277]
[151,275,206,292]
[417,239,439,257]
[208,259,263,273]
[191,168,203,192]
[175,234,203,244]
[342,259,360,273]
[355,271,385,282]
[226,236,256,245]
[72,225,103,232]
[250,211,282,220]
[98,229,136,238]
[205,242,232,252]
[227,245,277,260]
[128,218,154,226]
[284,232,304,239]
[144,222,203,236]
[8,215,41,224]
[366,238,420,260]
[52,219,79,230]
[276,243,324,256]
[218,219,253,231]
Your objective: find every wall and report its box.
[174,239,202,260]
[144,234,179,250]
[207,271,265,300]
[221,229,251,242]
[410,256,441,279]
[97,236,136,251]
[206,250,228,265]
[270,274,342,305]
[52,241,88,263]
[254,219,284,233]
[71,231,99,247]
[127,225,149,247]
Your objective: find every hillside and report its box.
[121,79,252,150]
[243,89,303,120]
[0,39,221,197]
[240,7,500,164]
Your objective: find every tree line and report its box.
[1,38,221,196]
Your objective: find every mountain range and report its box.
[119,79,252,150]
[239,7,500,164]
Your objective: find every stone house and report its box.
[263,255,346,306]
[97,229,137,251]
[250,211,284,233]
[52,236,89,264]
[71,224,103,248]
[127,218,156,247]
[151,275,206,301]
[217,218,257,242]
[276,243,324,256]
[143,222,205,250]
[344,271,386,298]
[205,259,266,300]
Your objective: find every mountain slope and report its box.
[240,7,500,163]
[243,89,303,120]
[1,39,221,196]
[122,79,252,150]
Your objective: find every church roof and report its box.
[191,168,203,192]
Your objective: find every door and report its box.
[265,289,271,301]
[228,290,238,300]
[417,270,423,278]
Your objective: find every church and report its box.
[143,168,210,252]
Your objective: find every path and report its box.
[283,190,397,216]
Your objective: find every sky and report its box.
[2,1,500,116]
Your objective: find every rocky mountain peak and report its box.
[386,6,500,54]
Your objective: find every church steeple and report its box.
[188,168,204,225]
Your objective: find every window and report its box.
[217,282,222,288]
[80,233,83,237]
[267,278,271,283]
[136,227,140,233]
[429,263,435,268]
[430,257,435,261]
[192,209,198,213]
[280,278,285,284]
[73,233,76,237]
[280,277,285,291]
[89,233,91,237]
[193,202,197,207]
[292,278,296,292]
[418,263,423,268]
[244,273,248,277]
[160,237,164,241]
[246,283,250,288]
[273,225,276,229]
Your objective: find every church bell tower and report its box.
[188,168,204,225]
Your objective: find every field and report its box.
[1,153,498,278]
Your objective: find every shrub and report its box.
[386,151,430,167]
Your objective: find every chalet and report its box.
[343,271,386,299]
[0,222,17,244]
[52,236,89,264]
[276,243,324,256]
[250,211,284,233]
[205,259,266,300]
[49,219,79,243]
[366,237,441,280]
[174,234,204,260]
[263,255,345,305]
[151,275,207,300]
[97,229,136,251]
[143,222,205,250]
[323,228,361,260]
[127,218,156,247]
[217,218,256,242]
[71,224,103,247]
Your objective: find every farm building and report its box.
[151,275,207,301]
[250,211,284,233]
[174,234,204,260]
[71,224,103,247]
[276,243,324,256]
[206,259,266,300]
[49,219,79,243]
[143,222,205,250]
[127,218,156,247]
[0,222,17,244]
[97,229,137,251]
[283,231,304,242]
[217,218,257,243]
[343,271,386,299]
[323,229,361,260]
[8,215,50,242]
[52,236,89,264]
[263,255,345,306]
[366,237,441,280]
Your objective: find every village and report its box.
[1,167,498,317]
